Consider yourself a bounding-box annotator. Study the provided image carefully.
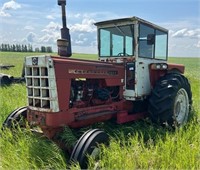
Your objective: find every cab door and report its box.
[123,62,136,100]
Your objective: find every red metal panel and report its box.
[149,63,185,88]
[149,69,167,88]
[168,63,185,73]
[52,56,125,80]
[117,111,148,124]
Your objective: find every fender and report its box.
[167,63,185,74]
[149,63,185,88]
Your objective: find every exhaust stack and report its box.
[57,0,72,57]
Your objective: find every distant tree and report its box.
[41,46,46,53]
[24,45,27,52]
[12,44,16,52]
[1,44,7,51]
[46,46,52,53]
[0,44,3,51]
[4,44,7,51]
[21,45,24,52]
[28,44,33,52]
[7,44,10,51]
[35,47,40,52]
[16,44,22,52]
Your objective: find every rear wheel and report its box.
[2,106,27,129]
[70,129,109,169]
[148,73,192,127]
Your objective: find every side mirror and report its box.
[147,34,155,45]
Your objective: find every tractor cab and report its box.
[95,17,169,100]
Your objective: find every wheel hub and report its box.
[174,88,189,126]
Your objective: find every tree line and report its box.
[0,43,53,53]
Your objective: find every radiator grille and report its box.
[26,67,51,109]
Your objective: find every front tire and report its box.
[70,129,109,169]
[148,73,192,127]
[2,106,27,129]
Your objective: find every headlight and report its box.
[156,64,161,69]
[162,64,168,69]
[151,63,168,70]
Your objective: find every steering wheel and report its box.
[117,52,130,56]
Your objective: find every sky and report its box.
[0,0,199,57]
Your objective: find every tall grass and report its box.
[0,52,199,169]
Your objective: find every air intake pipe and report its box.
[57,0,72,57]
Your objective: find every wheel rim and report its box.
[3,107,27,129]
[90,145,100,159]
[174,88,189,126]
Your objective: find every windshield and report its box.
[99,25,134,57]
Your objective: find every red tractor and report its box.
[2,0,192,168]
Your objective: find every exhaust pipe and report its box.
[57,0,72,57]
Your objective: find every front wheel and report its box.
[70,129,109,169]
[148,73,192,127]
[2,106,27,129]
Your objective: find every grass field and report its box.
[0,52,200,169]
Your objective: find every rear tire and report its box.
[2,106,27,129]
[148,73,192,127]
[70,129,109,169]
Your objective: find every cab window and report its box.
[139,23,168,60]
[99,25,134,57]
[139,24,154,58]
[155,30,168,60]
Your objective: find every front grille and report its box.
[25,56,59,112]
[26,66,51,109]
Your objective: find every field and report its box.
[0,52,200,169]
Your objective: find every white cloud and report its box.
[0,0,21,17]
[42,21,61,33]
[26,32,37,43]
[0,9,10,17]
[74,38,88,45]
[39,34,56,44]
[172,28,200,39]
[39,22,61,44]
[74,40,84,45]
[172,28,188,38]
[46,15,56,20]
[2,0,21,10]
[195,41,200,48]
[78,33,85,39]
[74,13,81,18]
[70,18,96,33]
[24,25,34,31]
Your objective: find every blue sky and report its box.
[0,0,199,57]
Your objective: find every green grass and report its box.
[0,52,199,169]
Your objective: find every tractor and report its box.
[2,0,192,168]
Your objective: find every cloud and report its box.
[46,15,56,20]
[2,0,21,10]
[195,41,200,48]
[42,21,61,33]
[0,0,21,17]
[24,25,34,30]
[172,28,200,39]
[39,34,56,44]
[70,18,96,33]
[74,13,81,18]
[26,32,37,43]
[0,9,10,17]
[39,22,61,44]
[172,28,187,38]
[74,38,88,45]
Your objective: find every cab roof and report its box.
[94,16,168,33]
